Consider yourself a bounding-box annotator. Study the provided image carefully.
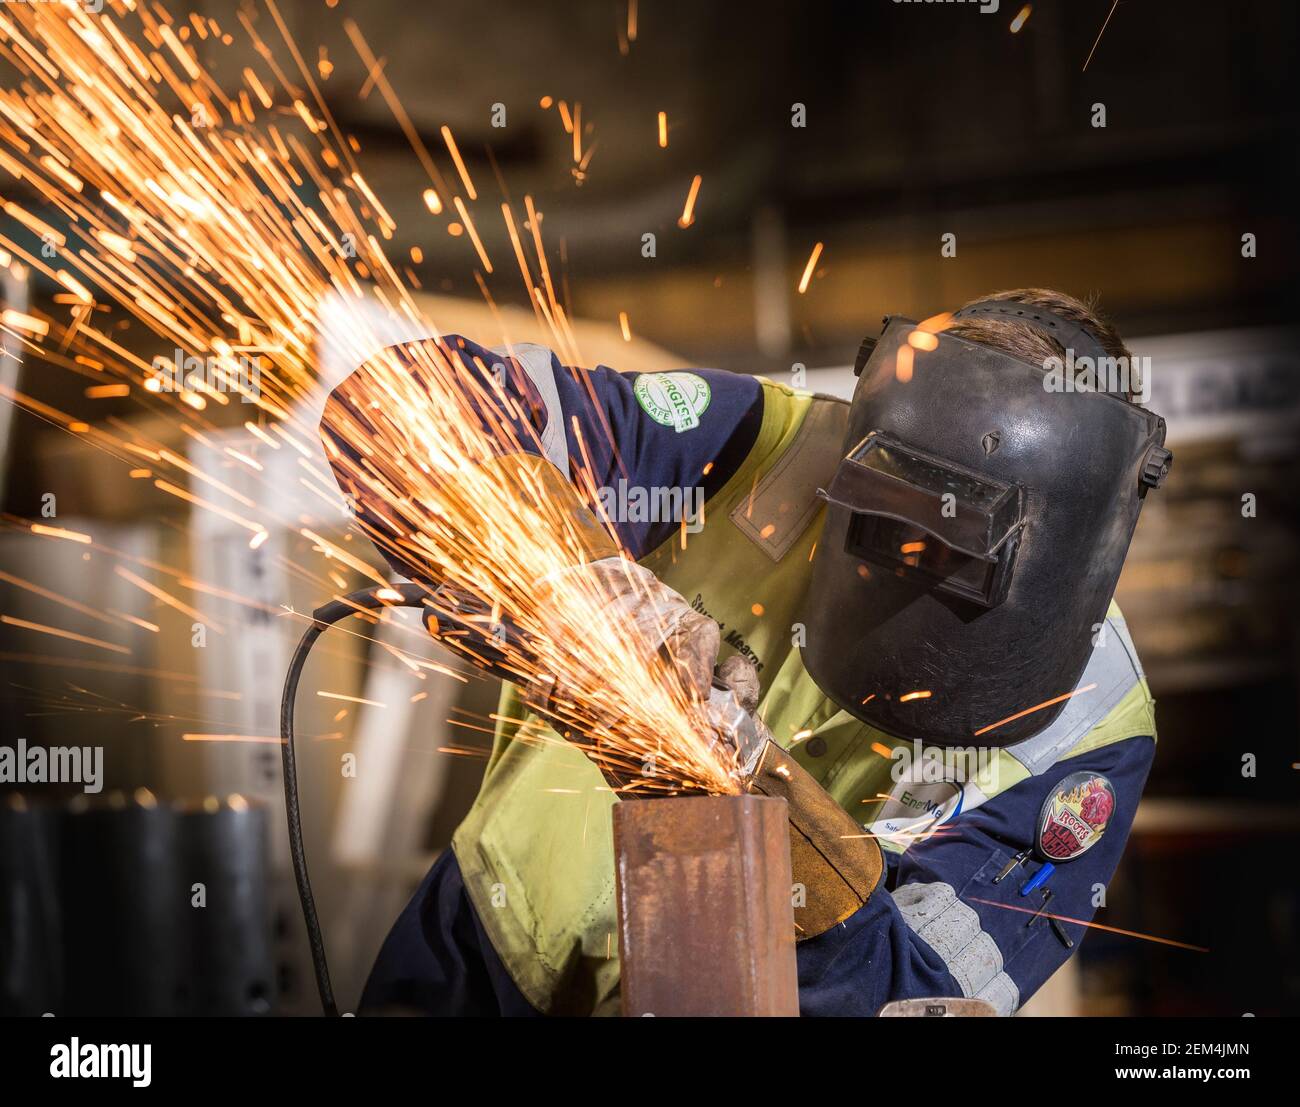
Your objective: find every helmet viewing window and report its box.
[822,432,1025,609]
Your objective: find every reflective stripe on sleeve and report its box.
[494,342,569,479]
[894,881,1020,1016]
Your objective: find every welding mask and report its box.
[800,304,1172,748]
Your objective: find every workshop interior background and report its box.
[1,0,1298,1016]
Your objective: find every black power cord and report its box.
[279,583,429,1016]
[280,582,526,1015]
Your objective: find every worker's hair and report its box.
[947,288,1138,401]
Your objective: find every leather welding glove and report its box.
[529,556,773,790]
[742,739,884,940]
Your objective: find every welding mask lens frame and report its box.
[823,432,1025,609]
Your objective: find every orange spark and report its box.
[917,312,954,334]
[317,690,386,708]
[2,310,49,337]
[0,568,120,626]
[968,898,1209,952]
[30,523,92,544]
[453,195,494,273]
[1083,0,1120,72]
[797,242,824,294]
[0,614,130,654]
[973,682,1098,737]
[440,125,477,201]
[111,611,161,633]
[678,174,702,228]
[183,734,284,744]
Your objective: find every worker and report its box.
[320,287,1172,1016]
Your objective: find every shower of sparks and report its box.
[797,241,823,294]
[1082,0,1120,73]
[0,0,739,795]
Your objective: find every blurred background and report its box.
[1,0,1298,1015]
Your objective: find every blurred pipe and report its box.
[752,206,792,360]
[0,798,60,1015]
[179,799,274,1015]
[0,266,28,499]
[53,794,273,1015]
[59,797,184,1015]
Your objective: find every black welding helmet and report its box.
[800,304,1172,747]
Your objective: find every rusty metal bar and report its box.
[612,794,799,1016]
